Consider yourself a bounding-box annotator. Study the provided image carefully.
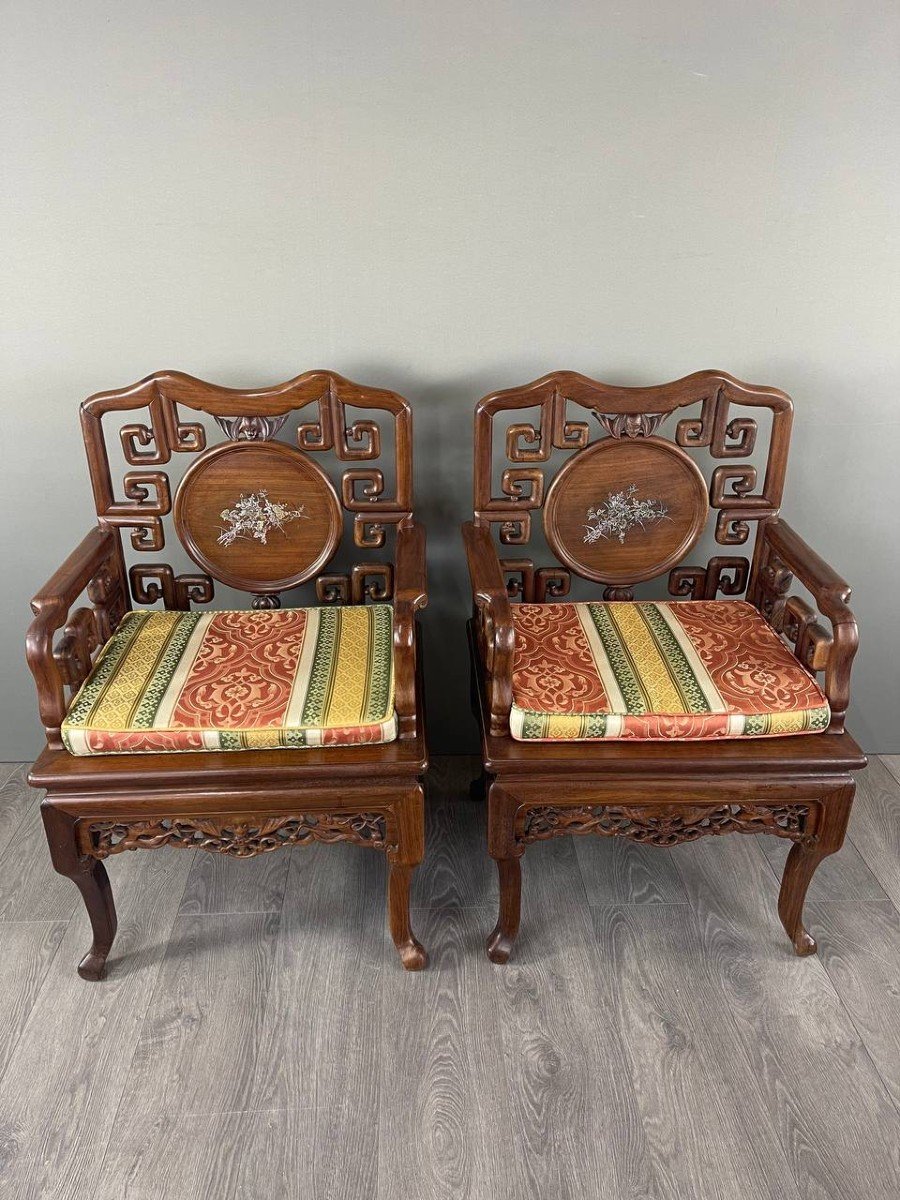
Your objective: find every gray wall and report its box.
[2,0,899,758]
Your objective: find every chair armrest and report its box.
[462,521,514,736]
[26,527,122,749]
[753,518,859,730]
[392,519,427,739]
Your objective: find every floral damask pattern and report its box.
[170,610,308,729]
[510,600,830,742]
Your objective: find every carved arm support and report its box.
[751,519,858,731]
[463,520,514,736]
[26,527,127,750]
[393,519,427,738]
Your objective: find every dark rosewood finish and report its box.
[465,369,865,962]
[26,370,428,977]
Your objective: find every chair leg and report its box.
[487,856,521,963]
[387,862,427,971]
[485,781,522,962]
[778,784,855,956]
[41,802,118,980]
[386,784,427,971]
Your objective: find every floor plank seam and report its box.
[174,906,290,918]
[180,1105,308,1119]
[0,917,81,924]
[407,902,500,913]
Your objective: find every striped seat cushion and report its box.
[62,606,396,755]
[510,600,830,742]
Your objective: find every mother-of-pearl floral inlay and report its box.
[217,490,309,547]
[584,484,669,544]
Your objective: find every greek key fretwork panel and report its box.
[80,370,414,608]
[474,370,793,589]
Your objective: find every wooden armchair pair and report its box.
[27,367,864,979]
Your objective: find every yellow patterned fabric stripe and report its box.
[61,605,397,756]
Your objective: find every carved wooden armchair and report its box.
[27,370,428,977]
[464,370,865,962]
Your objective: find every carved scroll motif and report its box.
[87,561,129,640]
[295,390,384,462]
[53,608,101,688]
[84,812,391,859]
[501,559,571,603]
[753,550,794,630]
[673,383,791,546]
[782,595,833,671]
[518,802,817,849]
[668,556,750,600]
[129,565,214,610]
[316,563,394,604]
[484,388,591,543]
[749,537,832,672]
[50,546,130,694]
[675,387,758,458]
[118,390,206,465]
[504,389,591,463]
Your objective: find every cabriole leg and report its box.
[388,863,427,970]
[487,856,521,963]
[486,781,522,963]
[778,784,855,956]
[41,801,117,980]
[386,785,427,971]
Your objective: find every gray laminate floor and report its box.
[1,757,899,1199]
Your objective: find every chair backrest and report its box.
[472,369,793,601]
[81,370,413,610]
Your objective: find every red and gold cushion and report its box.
[510,600,830,742]
[61,605,396,755]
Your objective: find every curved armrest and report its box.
[26,527,121,749]
[462,521,514,735]
[393,519,427,739]
[755,519,858,730]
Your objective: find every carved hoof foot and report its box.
[77,948,109,981]
[486,925,513,964]
[397,939,428,971]
[792,928,818,957]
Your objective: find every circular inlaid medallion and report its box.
[543,437,708,585]
[173,441,341,591]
